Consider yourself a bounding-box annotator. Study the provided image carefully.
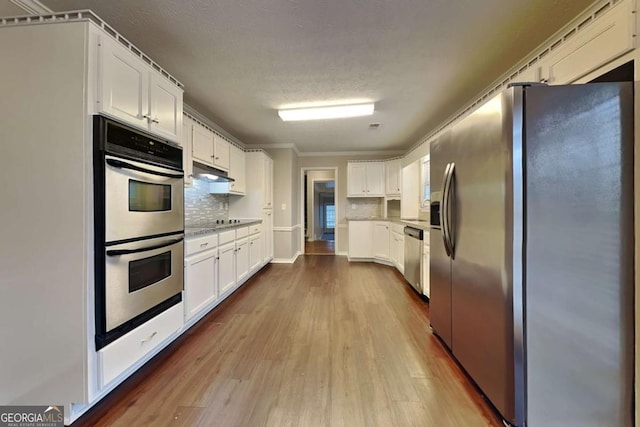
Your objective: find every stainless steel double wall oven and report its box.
[94,116,184,350]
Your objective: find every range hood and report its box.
[192,161,234,183]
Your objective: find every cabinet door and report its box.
[542,0,633,85]
[149,73,182,143]
[366,162,385,196]
[99,35,149,129]
[192,124,214,166]
[348,163,367,197]
[373,222,390,260]
[422,243,430,298]
[263,209,273,262]
[181,116,193,188]
[385,160,401,196]
[184,249,218,321]
[229,145,246,195]
[249,234,262,272]
[348,221,373,259]
[213,135,230,171]
[396,234,405,273]
[218,242,236,295]
[236,238,250,284]
[263,156,273,208]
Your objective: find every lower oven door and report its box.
[105,155,184,242]
[104,234,184,332]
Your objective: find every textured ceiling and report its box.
[34,0,594,153]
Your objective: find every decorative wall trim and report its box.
[271,251,301,264]
[0,9,185,89]
[273,224,302,232]
[405,0,622,157]
[10,0,52,15]
[183,106,246,151]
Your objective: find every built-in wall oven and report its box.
[94,116,184,350]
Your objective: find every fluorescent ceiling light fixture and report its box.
[278,103,374,121]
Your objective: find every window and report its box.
[421,156,430,210]
[325,205,335,229]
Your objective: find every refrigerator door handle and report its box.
[441,163,452,257]
[445,162,455,258]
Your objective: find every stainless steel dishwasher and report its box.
[403,226,423,293]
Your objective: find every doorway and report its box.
[301,168,337,255]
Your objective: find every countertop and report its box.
[185,219,262,238]
[346,217,430,231]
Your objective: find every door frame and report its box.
[300,167,338,254]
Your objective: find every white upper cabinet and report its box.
[229,145,246,195]
[149,73,182,142]
[99,35,149,129]
[192,123,214,166]
[98,35,182,143]
[213,135,230,171]
[385,159,402,197]
[348,162,385,197]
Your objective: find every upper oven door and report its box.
[105,155,184,242]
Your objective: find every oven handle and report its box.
[106,158,184,179]
[106,237,184,256]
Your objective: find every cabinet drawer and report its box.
[390,223,405,235]
[235,226,249,239]
[219,229,236,245]
[249,224,262,235]
[98,303,183,388]
[185,234,218,256]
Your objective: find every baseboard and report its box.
[336,251,348,257]
[271,251,301,264]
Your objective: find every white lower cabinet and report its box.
[348,221,374,259]
[249,233,262,272]
[390,229,405,273]
[373,221,390,260]
[422,241,430,298]
[184,248,218,321]
[218,242,236,296]
[235,238,250,284]
[98,303,183,388]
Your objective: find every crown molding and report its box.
[249,143,301,156]
[10,0,53,14]
[298,150,405,157]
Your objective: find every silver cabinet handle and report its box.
[215,156,220,160]
[200,242,209,247]
[143,114,151,120]
[152,118,160,124]
[141,331,157,343]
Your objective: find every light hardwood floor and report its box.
[76,256,502,427]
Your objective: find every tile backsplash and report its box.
[184,177,228,227]
[345,197,383,219]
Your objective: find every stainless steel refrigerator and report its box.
[429,83,634,427]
